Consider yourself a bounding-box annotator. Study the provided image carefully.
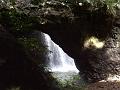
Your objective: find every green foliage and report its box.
[18,37,42,52]
[63,0,120,15]
[31,0,44,5]
[0,9,40,35]
[103,0,119,15]
[7,87,21,90]
[18,36,48,64]
[0,0,119,18]
[82,0,120,15]
[0,1,49,65]
[9,0,16,5]
[52,72,86,90]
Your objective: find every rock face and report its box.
[40,6,113,59]
[0,26,59,90]
[39,4,120,82]
[0,0,120,83]
[39,5,114,82]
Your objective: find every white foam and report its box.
[44,33,79,73]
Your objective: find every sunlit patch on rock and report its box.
[84,36,105,49]
[79,3,83,6]
[100,75,120,82]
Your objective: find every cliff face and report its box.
[0,0,120,83]
[0,0,113,60]
[0,26,59,90]
[40,7,115,82]
[75,10,120,82]
[38,2,120,82]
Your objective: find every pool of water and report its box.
[51,72,86,90]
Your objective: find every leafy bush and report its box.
[0,0,120,16]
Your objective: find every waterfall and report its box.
[43,33,79,73]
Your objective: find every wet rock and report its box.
[77,26,120,83]
[0,25,59,90]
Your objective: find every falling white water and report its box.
[43,33,79,73]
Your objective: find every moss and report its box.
[31,0,44,5]
[17,36,48,65]
[1,0,119,18]
[0,8,40,37]
[52,72,86,90]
